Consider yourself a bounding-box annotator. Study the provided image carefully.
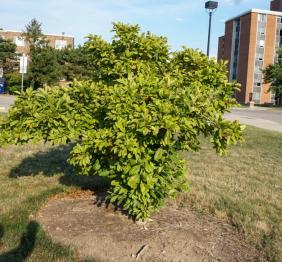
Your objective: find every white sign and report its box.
[0,68,3,78]
[20,55,28,74]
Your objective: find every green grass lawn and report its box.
[0,143,78,262]
[182,126,282,261]
[268,107,282,112]
[0,126,281,261]
[238,103,282,111]
[255,104,282,111]
[0,113,6,119]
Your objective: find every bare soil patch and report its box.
[37,195,261,262]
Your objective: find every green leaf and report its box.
[93,160,101,170]
[128,174,140,189]
[129,165,141,175]
[99,170,110,177]
[154,148,164,161]
[140,182,147,196]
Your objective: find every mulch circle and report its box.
[37,194,262,262]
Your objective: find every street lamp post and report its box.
[205,1,218,57]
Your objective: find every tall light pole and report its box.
[205,1,218,57]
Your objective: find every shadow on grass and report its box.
[0,225,3,240]
[9,144,110,192]
[9,144,128,216]
[9,145,74,178]
[0,221,39,262]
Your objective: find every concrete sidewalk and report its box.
[0,95,16,112]
[226,108,282,132]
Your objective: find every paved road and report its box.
[0,95,16,112]
[226,108,282,132]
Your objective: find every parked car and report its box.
[0,77,7,94]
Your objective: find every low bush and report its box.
[0,23,243,220]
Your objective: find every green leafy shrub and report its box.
[0,23,243,220]
[6,71,23,94]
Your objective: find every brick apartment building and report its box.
[218,0,282,104]
[0,30,74,54]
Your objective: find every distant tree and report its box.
[22,18,48,50]
[21,19,61,89]
[5,71,23,94]
[264,49,282,105]
[0,38,17,75]
[0,28,20,92]
[57,46,92,81]
[27,46,62,89]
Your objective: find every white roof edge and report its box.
[225,8,282,23]
[0,29,74,38]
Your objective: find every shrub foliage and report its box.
[0,23,243,220]
[263,48,282,105]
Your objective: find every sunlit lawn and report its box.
[182,126,282,261]
[0,124,281,261]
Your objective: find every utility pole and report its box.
[205,1,218,57]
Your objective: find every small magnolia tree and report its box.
[0,23,243,220]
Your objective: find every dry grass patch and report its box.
[180,126,282,261]
[0,125,281,261]
[0,142,97,262]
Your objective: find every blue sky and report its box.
[0,0,270,56]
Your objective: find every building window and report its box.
[230,19,240,81]
[257,51,264,60]
[55,40,67,50]
[255,60,263,69]
[255,66,262,73]
[259,40,265,47]
[254,73,262,82]
[257,47,264,56]
[253,92,260,100]
[258,27,265,36]
[254,83,261,89]
[257,33,265,41]
[258,14,266,22]
[13,36,25,47]
[253,85,261,93]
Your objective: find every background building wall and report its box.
[0,31,74,55]
[262,14,276,103]
[217,36,225,61]
[233,13,252,103]
[270,0,282,11]
[223,21,233,65]
[243,12,257,104]
[218,7,282,104]
[0,31,27,54]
